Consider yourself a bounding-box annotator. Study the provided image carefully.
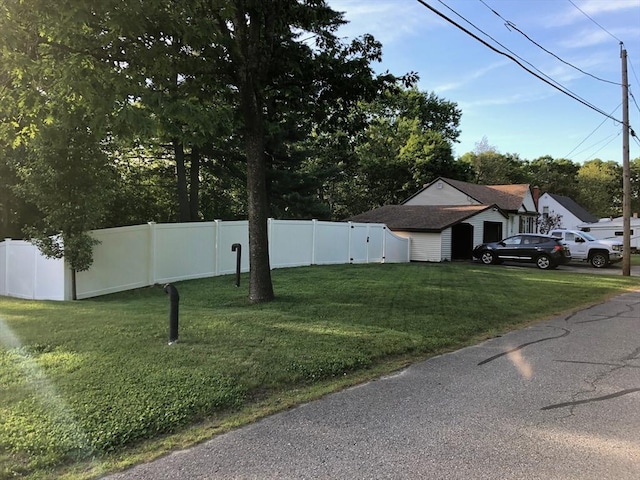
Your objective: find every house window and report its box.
[542,206,549,219]
[520,216,535,233]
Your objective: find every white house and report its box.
[348,204,508,262]
[537,193,597,230]
[348,177,538,262]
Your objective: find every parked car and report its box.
[472,234,572,270]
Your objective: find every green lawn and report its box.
[1,263,638,479]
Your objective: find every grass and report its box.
[1,262,638,479]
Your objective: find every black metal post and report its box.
[163,283,179,344]
[232,243,242,287]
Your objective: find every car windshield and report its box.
[580,232,597,241]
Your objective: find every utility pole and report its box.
[621,43,631,277]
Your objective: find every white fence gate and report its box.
[1,220,410,301]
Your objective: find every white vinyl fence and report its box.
[1,219,409,301]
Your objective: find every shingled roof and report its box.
[403,177,531,212]
[348,204,506,232]
[547,193,598,223]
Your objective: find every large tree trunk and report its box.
[189,145,200,220]
[173,139,191,222]
[242,87,274,303]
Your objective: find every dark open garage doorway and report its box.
[483,221,503,243]
[451,223,474,260]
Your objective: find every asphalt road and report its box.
[104,290,640,480]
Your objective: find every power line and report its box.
[479,0,621,86]
[438,0,566,90]
[567,0,623,44]
[630,90,640,116]
[629,57,640,91]
[577,131,620,163]
[415,0,623,125]
[564,104,621,158]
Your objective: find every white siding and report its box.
[464,209,508,245]
[394,231,442,262]
[538,193,581,230]
[393,209,508,262]
[404,182,480,206]
[520,189,537,213]
[441,228,452,260]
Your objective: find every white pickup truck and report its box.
[549,229,623,268]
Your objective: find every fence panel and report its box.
[269,220,314,268]
[349,224,371,263]
[313,221,350,264]
[0,240,65,300]
[367,225,385,263]
[384,229,411,263]
[5,241,36,299]
[76,225,151,299]
[0,241,6,296]
[216,221,250,275]
[154,222,217,283]
[34,252,66,300]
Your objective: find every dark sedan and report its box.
[472,234,572,270]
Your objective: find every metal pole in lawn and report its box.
[164,283,179,344]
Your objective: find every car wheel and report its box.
[480,251,495,265]
[536,254,553,270]
[590,252,608,268]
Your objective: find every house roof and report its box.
[403,177,531,212]
[546,193,598,223]
[348,204,506,232]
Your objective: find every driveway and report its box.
[105,290,640,480]
[479,259,640,276]
[560,261,640,276]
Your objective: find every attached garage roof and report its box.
[348,204,506,232]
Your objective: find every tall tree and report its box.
[460,150,527,185]
[315,87,464,216]
[210,1,408,301]
[576,159,623,218]
[0,0,120,291]
[523,155,580,198]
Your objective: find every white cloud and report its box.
[460,89,557,112]
[543,0,639,28]
[432,61,510,93]
[329,0,437,44]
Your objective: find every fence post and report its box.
[147,222,156,286]
[214,219,221,277]
[348,222,353,263]
[4,239,10,297]
[382,226,387,263]
[311,219,317,265]
[268,218,273,261]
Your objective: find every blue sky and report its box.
[328,0,640,164]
